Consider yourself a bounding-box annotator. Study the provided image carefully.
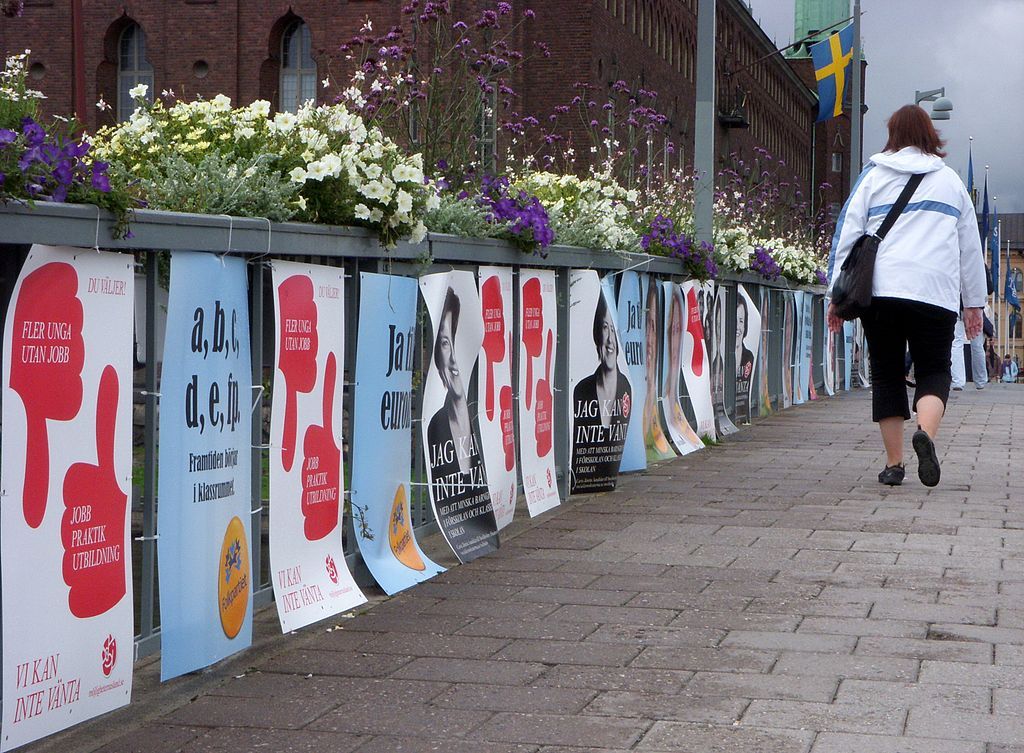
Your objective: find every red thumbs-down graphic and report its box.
[534,329,554,458]
[61,365,127,618]
[300,352,340,541]
[522,278,544,410]
[277,275,318,472]
[481,275,506,422]
[11,262,85,529]
[686,287,706,377]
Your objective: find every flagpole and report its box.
[849,0,863,192]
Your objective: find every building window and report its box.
[280,20,316,113]
[118,23,154,122]
[831,152,843,173]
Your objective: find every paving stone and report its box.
[741,699,907,734]
[260,649,413,678]
[390,657,548,685]
[583,623,725,648]
[771,652,919,682]
[669,610,800,633]
[868,602,995,625]
[721,630,857,654]
[354,740,537,753]
[431,684,596,714]
[631,645,777,673]
[511,586,638,607]
[178,728,367,753]
[93,725,205,753]
[834,679,990,713]
[686,671,839,702]
[472,712,648,748]
[161,693,342,729]
[918,661,1024,688]
[809,732,985,753]
[797,617,928,638]
[583,690,746,724]
[455,617,601,642]
[534,666,693,695]
[635,721,814,752]
[307,702,492,737]
[493,639,642,667]
[544,604,677,626]
[854,636,993,664]
[904,709,1024,744]
[358,632,510,659]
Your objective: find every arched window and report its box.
[117,23,154,121]
[280,20,316,113]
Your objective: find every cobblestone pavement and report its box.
[34,386,1024,753]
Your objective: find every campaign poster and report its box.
[614,272,648,473]
[1,246,134,751]
[269,262,365,632]
[157,252,253,681]
[758,288,774,417]
[799,292,815,401]
[735,285,761,424]
[709,283,739,434]
[661,281,703,455]
[518,269,561,516]
[843,319,855,391]
[781,291,795,408]
[791,291,807,405]
[478,266,518,529]
[823,298,837,396]
[352,273,443,594]
[680,281,715,440]
[569,270,634,494]
[641,281,675,462]
[420,271,498,563]
[855,319,870,387]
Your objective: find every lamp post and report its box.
[915,88,954,120]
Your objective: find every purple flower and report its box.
[0,128,17,146]
[21,118,46,148]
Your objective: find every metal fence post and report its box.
[555,268,571,501]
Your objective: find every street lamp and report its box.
[915,88,953,120]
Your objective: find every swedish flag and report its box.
[810,24,855,122]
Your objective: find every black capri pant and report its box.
[861,297,957,422]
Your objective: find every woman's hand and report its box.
[827,302,843,333]
[963,307,983,340]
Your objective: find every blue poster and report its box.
[351,273,443,594]
[612,272,647,473]
[791,291,806,405]
[157,252,253,681]
[843,320,854,391]
[799,292,814,400]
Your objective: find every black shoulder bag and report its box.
[831,173,925,321]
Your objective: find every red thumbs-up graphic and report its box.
[481,275,506,422]
[277,275,319,472]
[534,329,554,458]
[300,352,340,541]
[11,262,86,529]
[522,278,544,410]
[686,286,706,377]
[61,365,127,618]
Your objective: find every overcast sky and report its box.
[749,0,1024,212]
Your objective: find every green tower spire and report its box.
[787,0,850,58]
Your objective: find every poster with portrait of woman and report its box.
[680,281,715,439]
[842,320,854,391]
[614,272,648,473]
[709,283,738,435]
[640,279,675,462]
[518,269,560,516]
[420,272,498,563]
[735,285,761,424]
[799,292,815,401]
[791,291,807,405]
[823,297,837,396]
[781,291,795,409]
[758,288,774,417]
[477,266,518,530]
[569,270,633,494]
[661,281,704,455]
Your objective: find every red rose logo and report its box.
[325,555,338,584]
[621,392,631,419]
[101,634,117,676]
[546,467,553,488]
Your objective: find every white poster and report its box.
[791,291,807,405]
[823,298,837,396]
[420,271,499,562]
[782,291,796,408]
[662,281,703,455]
[614,272,648,473]
[1,246,134,751]
[708,282,738,434]
[735,285,762,424]
[680,281,715,440]
[478,266,518,530]
[843,319,854,391]
[518,269,560,516]
[569,270,634,494]
[269,261,365,633]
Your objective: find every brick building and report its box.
[1,0,854,214]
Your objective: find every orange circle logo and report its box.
[217,516,250,639]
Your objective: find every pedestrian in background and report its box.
[1003,354,1019,384]
[826,105,986,488]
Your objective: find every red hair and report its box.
[883,105,946,157]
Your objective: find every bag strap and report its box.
[875,173,925,240]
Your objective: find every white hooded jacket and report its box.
[826,146,987,313]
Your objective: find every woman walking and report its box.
[826,105,986,487]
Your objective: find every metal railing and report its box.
[0,201,832,663]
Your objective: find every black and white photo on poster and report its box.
[708,282,738,435]
[641,279,675,462]
[734,285,761,424]
[569,270,633,494]
[661,281,703,455]
[781,291,796,408]
[419,272,498,563]
[679,281,715,441]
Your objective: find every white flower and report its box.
[250,100,271,118]
[236,125,256,139]
[295,195,307,211]
[354,203,372,220]
[212,93,232,110]
[426,191,441,212]
[359,180,389,202]
[368,208,384,222]
[322,77,330,88]
[288,166,308,183]
[273,111,297,131]
[392,163,423,184]
[410,221,427,244]
[305,160,329,181]
[96,97,110,111]
[128,83,148,99]
[362,163,382,180]
[396,189,413,214]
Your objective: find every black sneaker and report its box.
[912,429,940,487]
[878,464,905,486]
